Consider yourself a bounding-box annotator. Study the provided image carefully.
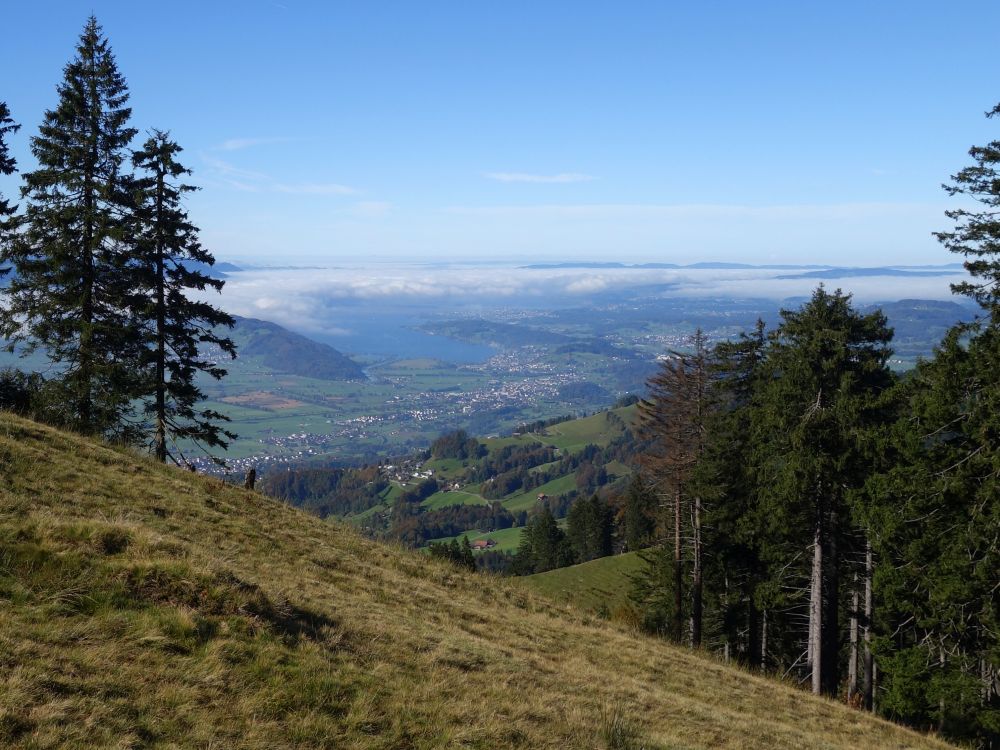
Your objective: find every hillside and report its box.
[231,317,367,382]
[300,405,641,547]
[0,413,951,749]
[524,551,645,614]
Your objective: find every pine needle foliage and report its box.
[0,17,140,438]
[130,130,235,465]
[0,100,19,244]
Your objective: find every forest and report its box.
[627,284,999,745]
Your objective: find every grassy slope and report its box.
[0,413,950,749]
[429,527,525,554]
[411,405,639,519]
[524,551,645,613]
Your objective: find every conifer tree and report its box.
[637,330,712,644]
[0,17,139,436]
[0,101,19,248]
[867,331,1000,741]
[566,494,613,562]
[623,474,656,551]
[936,102,1000,317]
[692,321,769,667]
[515,505,571,574]
[753,287,893,696]
[130,131,235,464]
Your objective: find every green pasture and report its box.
[523,551,644,613]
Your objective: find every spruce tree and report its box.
[515,506,570,574]
[130,130,235,464]
[623,474,656,551]
[692,321,769,667]
[637,330,712,644]
[566,494,613,562]
[936,102,1000,317]
[753,287,893,696]
[0,101,18,246]
[0,17,139,436]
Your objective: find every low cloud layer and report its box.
[199,264,966,336]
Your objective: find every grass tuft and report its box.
[601,702,646,750]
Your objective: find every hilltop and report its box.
[0,413,951,748]
[230,317,367,382]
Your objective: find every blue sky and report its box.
[2,1,1000,265]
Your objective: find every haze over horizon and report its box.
[3,1,1000,266]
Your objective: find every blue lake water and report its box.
[301,309,495,364]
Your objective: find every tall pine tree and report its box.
[0,17,139,436]
[691,321,770,667]
[0,101,19,248]
[637,330,712,644]
[130,131,235,464]
[869,330,999,742]
[937,101,1000,318]
[753,287,893,696]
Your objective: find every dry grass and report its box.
[0,412,953,749]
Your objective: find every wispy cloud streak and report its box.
[217,137,292,151]
[484,172,596,184]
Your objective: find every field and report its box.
[501,473,578,512]
[524,551,645,613]
[431,526,525,554]
[0,412,953,749]
[421,490,488,510]
[180,323,655,470]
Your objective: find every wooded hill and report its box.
[0,411,952,749]
[230,317,367,382]
[261,403,640,556]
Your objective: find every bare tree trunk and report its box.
[848,572,859,701]
[822,503,840,696]
[938,646,947,733]
[692,494,703,647]
[761,607,768,671]
[673,483,683,643]
[154,161,167,462]
[810,507,823,696]
[863,540,874,710]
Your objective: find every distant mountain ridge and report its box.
[521,261,963,272]
[776,267,964,280]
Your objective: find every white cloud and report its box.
[274,182,359,195]
[217,137,290,151]
[484,172,596,184]
[200,154,360,197]
[201,154,268,182]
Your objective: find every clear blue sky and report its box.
[2,1,999,265]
